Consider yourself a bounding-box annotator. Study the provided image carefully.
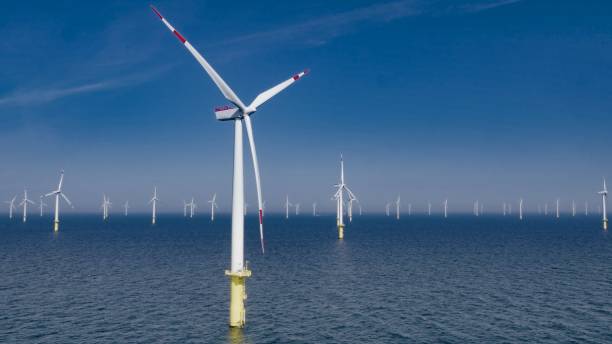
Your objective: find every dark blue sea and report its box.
[1,214,611,343]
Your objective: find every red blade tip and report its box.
[150,5,163,19]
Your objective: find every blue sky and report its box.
[0,0,611,214]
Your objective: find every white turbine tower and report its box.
[385,203,390,216]
[5,196,16,219]
[519,198,523,220]
[18,189,35,223]
[408,203,412,216]
[208,193,218,221]
[598,179,608,230]
[101,194,111,221]
[572,200,576,217]
[444,199,448,218]
[427,201,431,216]
[503,202,507,216]
[556,198,560,219]
[188,198,196,218]
[312,202,317,216]
[45,170,72,231]
[285,195,292,220]
[149,187,158,225]
[295,203,300,216]
[39,196,47,217]
[584,201,588,216]
[333,154,357,239]
[124,201,129,216]
[152,5,307,328]
[395,196,401,220]
[183,200,188,217]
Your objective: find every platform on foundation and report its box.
[225,269,251,328]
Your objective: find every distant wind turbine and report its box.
[333,154,357,239]
[312,202,317,216]
[295,203,300,216]
[519,198,523,220]
[556,199,560,219]
[385,203,390,216]
[45,170,72,231]
[395,196,400,220]
[149,187,158,225]
[427,201,431,216]
[598,178,608,230]
[18,189,35,223]
[443,199,448,218]
[124,201,129,216]
[5,195,16,219]
[188,198,196,218]
[208,193,218,221]
[285,195,292,220]
[39,196,47,217]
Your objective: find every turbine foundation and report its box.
[604,219,608,231]
[225,269,251,328]
[54,221,59,232]
[338,224,344,239]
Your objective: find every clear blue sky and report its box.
[0,0,611,214]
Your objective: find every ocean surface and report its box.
[1,214,611,343]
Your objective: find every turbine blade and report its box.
[150,6,246,110]
[244,116,265,254]
[61,193,73,207]
[249,70,309,109]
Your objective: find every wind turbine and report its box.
[18,189,35,223]
[572,200,576,217]
[295,203,300,216]
[443,199,448,218]
[584,201,588,216]
[348,196,357,222]
[208,193,218,221]
[427,201,431,216]
[358,203,362,216]
[285,195,292,219]
[503,202,506,216]
[333,154,357,239]
[556,198,560,219]
[312,202,317,216]
[101,194,111,221]
[124,201,129,216]
[183,200,188,217]
[598,178,608,230]
[519,198,523,220]
[385,203,390,216]
[39,196,47,217]
[408,203,411,216]
[395,196,400,220]
[188,198,196,218]
[45,170,72,231]
[5,196,16,219]
[152,5,307,328]
[149,187,158,225]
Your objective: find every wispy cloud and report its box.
[0,67,169,107]
[458,0,523,13]
[221,1,422,47]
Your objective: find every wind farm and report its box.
[1,1,612,343]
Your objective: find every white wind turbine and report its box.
[101,194,111,221]
[18,189,35,223]
[427,201,431,216]
[295,203,300,216]
[443,199,448,218]
[333,154,357,239]
[285,195,292,219]
[385,203,390,216]
[556,198,560,219]
[149,187,159,225]
[124,201,129,216]
[152,5,307,328]
[572,200,576,217]
[348,196,357,222]
[45,170,72,231]
[312,202,317,216]
[183,200,188,217]
[598,178,608,230]
[519,198,523,220]
[544,203,548,216]
[5,196,16,219]
[408,203,412,216]
[39,196,47,217]
[395,196,401,220]
[584,201,588,216]
[188,198,196,218]
[503,202,507,216]
[208,193,218,221]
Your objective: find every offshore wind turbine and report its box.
[519,198,523,220]
[124,201,129,216]
[443,199,448,218]
[45,170,72,231]
[333,154,357,239]
[503,202,507,216]
[101,194,111,221]
[408,203,411,216]
[183,200,188,217]
[208,193,218,221]
[556,199,560,219]
[395,196,400,220]
[285,195,292,219]
[5,196,16,219]
[149,187,158,225]
[152,5,307,328]
[584,201,588,216]
[39,196,47,216]
[312,202,317,216]
[598,179,608,230]
[385,203,390,216]
[188,198,196,218]
[294,203,300,216]
[427,201,431,216]
[572,200,576,217]
[18,189,35,223]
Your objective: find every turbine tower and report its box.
[385,203,390,216]
[584,201,588,216]
[598,179,608,230]
[101,195,111,221]
[556,198,560,219]
[45,170,72,231]
[444,199,448,218]
[39,196,47,216]
[395,196,400,220]
[572,200,576,217]
[519,198,523,220]
[18,189,35,223]
[124,201,129,216]
[183,200,188,217]
[312,202,317,216]
[294,203,300,216]
[188,198,196,218]
[285,195,292,219]
[149,187,158,225]
[152,5,307,328]
[208,193,218,221]
[333,154,357,239]
[5,196,16,219]
[427,201,431,216]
